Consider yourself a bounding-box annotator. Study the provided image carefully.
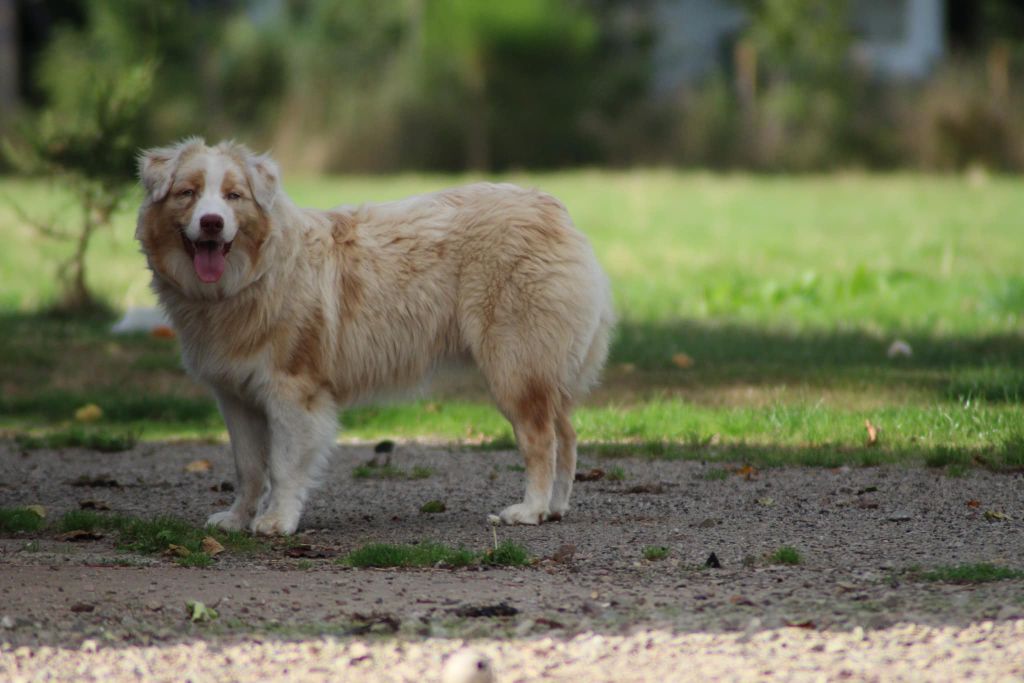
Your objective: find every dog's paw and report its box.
[250,511,299,536]
[498,502,546,526]
[206,509,248,531]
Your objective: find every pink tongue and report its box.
[194,245,226,283]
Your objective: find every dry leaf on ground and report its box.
[184,459,212,473]
[200,537,225,556]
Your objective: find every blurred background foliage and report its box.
[2,0,1024,173]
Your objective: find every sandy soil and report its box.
[1,438,1023,681]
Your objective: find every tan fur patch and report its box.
[516,378,553,432]
[286,308,325,377]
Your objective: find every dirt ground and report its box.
[1,438,1023,681]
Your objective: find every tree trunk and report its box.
[0,0,18,123]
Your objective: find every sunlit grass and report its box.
[2,173,1023,467]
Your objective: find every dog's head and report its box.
[136,138,280,298]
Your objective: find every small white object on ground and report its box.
[110,306,172,334]
[886,340,913,359]
[442,649,495,683]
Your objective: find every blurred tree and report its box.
[414,0,600,170]
[3,62,153,311]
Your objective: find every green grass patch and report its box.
[0,507,46,533]
[606,465,627,481]
[908,563,1024,584]
[57,510,263,564]
[481,541,531,567]
[643,545,669,561]
[702,468,730,481]
[15,426,137,452]
[419,500,447,513]
[342,542,478,568]
[769,546,802,565]
[352,463,435,480]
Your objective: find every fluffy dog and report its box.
[136,138,614,535]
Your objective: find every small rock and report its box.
[442,649,495,683]
[887,340,913,359]
[887,511,913,522]
[1,615,14,629]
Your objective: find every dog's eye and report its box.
[225,192,242,201]
[177,189,194,198]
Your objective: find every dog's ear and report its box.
[138,138,202,202]
[247,152,280,213]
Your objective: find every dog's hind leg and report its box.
[251,392,337,535]
[207,390,269,531]
[490,377,558,525]
[548,392,577,521]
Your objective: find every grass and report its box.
[908,563,1024,584]
[15,426,137,452]
[2,173,1024,468]
[419,500,447,513]
[769,546,802,565]
[341,540,532,568]
[643,545,669,561]
[0,507,45,533]
[606,466,628,481]
[57,510,263,565]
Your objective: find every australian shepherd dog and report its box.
[136,138,614,534]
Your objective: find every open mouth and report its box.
[182,233,233,284]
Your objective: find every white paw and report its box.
[498,502,546,526]
[206,509,249,531]
[250,510,299,536]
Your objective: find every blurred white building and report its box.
[654,0,945,90]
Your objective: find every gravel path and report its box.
[2,438,1023,680]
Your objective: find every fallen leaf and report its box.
[549,544,577,564]
[729,595,755,606]
[734,464,758,480]
[184,459,212,473]
[285,544,335,559]
[452,603,519,618]
[70,603,95,613]
[671,352,695,369]
[150,325,175,339]
[186,600,218,622]
[165,544,191,558]
[200,537,224,556]
[574,468,605,482]
[705,552,722,569]
[625,483,666,494]
[25,505,46,519]
[78,499,111,511]
[68,475,121,488]
[74,404,103,423]
[966,499,981,508]
[865,420,879,446]
[59,530,103,542]
[785,619,816,629]
[756,497,775,507]
[534,617,565,629]
[984,510,1009,522]
[348,612,400,635]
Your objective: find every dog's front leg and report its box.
[250,395,337,535]
[207,390,268,531]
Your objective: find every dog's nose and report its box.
[199,214,224,234]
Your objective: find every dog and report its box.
[136,138,614,535]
